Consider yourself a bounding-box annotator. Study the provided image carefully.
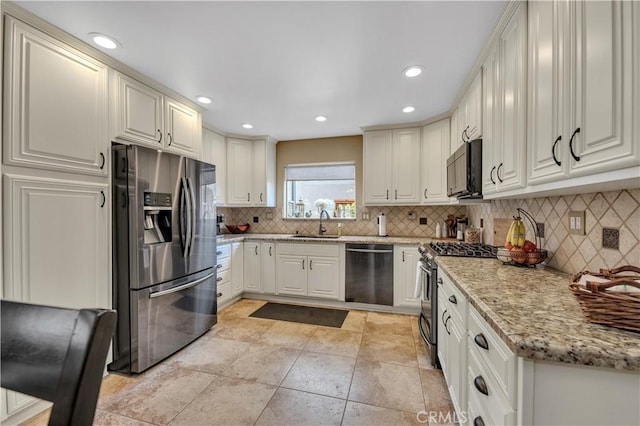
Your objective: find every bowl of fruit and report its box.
[496,209,547,267]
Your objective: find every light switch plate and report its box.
[568,211,585,235]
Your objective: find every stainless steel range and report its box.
[417,241,497,368]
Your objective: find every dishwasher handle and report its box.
[346,248,393,254]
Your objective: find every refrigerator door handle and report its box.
[187,177,197,257]
[149,272,215,299]
[180,177,192,257]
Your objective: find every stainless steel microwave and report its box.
[446,139,482,199]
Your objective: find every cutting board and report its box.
[493,218,513,245]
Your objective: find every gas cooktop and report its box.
[427,242,498,258]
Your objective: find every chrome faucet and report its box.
[318,209,330,235]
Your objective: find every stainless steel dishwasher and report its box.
[345,244,394,305]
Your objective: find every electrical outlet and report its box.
[568,211,585,235]
[265,211,273,220]
[253,216,259,223]
[362,212,370,220]
[536,222,545,238]
[408,211,416,220]
[602,228,619,249]
[419,217,427,225]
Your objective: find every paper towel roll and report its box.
[378,213,387,237]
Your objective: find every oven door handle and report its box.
[418,313,434,345]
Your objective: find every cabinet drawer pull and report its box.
[437,277,442,286]
[489,166,496,184]
[474,333,489,350]
[444,315,451,335]
[497,163,503,183]
[248,192,251,202]
[386,189,389,200]
[462,125,470,142]
[302,259,305,270]
[217,292,223,297]
[254,246,258,256]
[260,193,263,202]
[216,276,223,282]
[424,188,428,199]
[157,129,162,144]
[569,127,581,161]
[474,375,489,396]
[216,264,223,269]
[441,309,448,325]
[99,152,105,169]
[167,132,173,146]
[216,251,223,255]
[269,246,272,256]
[552,135,562,166]
[309,260,313,270]
[448,295,457,304]
[473,416,485,426]
[394,189,398,199]
[402,251,405,262]
[100,190,106,208]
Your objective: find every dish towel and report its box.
[414,261,422,299]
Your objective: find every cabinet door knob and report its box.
[269,246,272,256]
[474,333,489,350]
[248,192,251,202]
[302,259,305,270]
[260,193,263,202]
[569,127,581,161]
[157,129,162,144]
[437,278,443,285]
[402,251,405,262]
[309,260,313,270]
[167,132,173,146]
[473,416,485,426]
[217,292,223,297]
[441,309,448,325]
[552,135,562,166]
[490,166,496,184]
[448,295,457,304]
[216,264,223,269]
[386,190,389,200]
[216,276,223,282]
[424,188,428,199]
[444,315,451,335]
[254,246,258,256]
[395,189,398,199]
[216,251,223,255]
[99,152,105,169]
[474,375,489,396]
[497,163,503,183]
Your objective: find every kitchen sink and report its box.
[291,234,341,239]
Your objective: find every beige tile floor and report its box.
[22,299,455,426]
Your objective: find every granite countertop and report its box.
[436,256,640,371]
[217,233,443,246]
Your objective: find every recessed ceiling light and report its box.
[242,123,253,129]
[402,106,416,113]
[196,96,212,104]
[403,66,424,78]
[315,115,327,122]
[88,32,120,49]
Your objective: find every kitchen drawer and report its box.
[276,242,339,257]
[468,348,516,425]
[467,384,494,426]
[217,268,231,285]
[468,305,517,406]
[217,256,231,273]
[217,243,231,259]
[439,272,467,326]
[217,281,232,305]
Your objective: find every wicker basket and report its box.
[569,265,640,333]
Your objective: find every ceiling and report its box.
[16,1,506,141]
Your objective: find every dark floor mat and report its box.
[249,302,349,328]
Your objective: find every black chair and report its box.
[1,300,117,426]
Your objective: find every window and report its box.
[284,162,356,219]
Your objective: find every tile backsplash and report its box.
[466,189,640,275]
[218,204,467,238]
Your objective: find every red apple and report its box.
[504,242,514,250]
[523,240,537,253]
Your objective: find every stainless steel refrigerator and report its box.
[110,144,218,374]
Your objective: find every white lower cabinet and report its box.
[243,241,275,294]
[393,245,420,308]
[261,243,276,294]
[3,174,110,308]
[276,243,342,300]
[437,270,468,419]
[216,243,232,305]
[231,242,244,296]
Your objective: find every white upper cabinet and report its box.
[4,17,108,176]
[421,119,451,204]
[364,128,421,205]
[528,0,638,185]
[464,72,484,141]
[201,128,227,205]
[111,71,201,159]
[483,3,527,196]
[450,108,460,155]
[226,138,276,207]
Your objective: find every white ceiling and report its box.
[16,1,506,141]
